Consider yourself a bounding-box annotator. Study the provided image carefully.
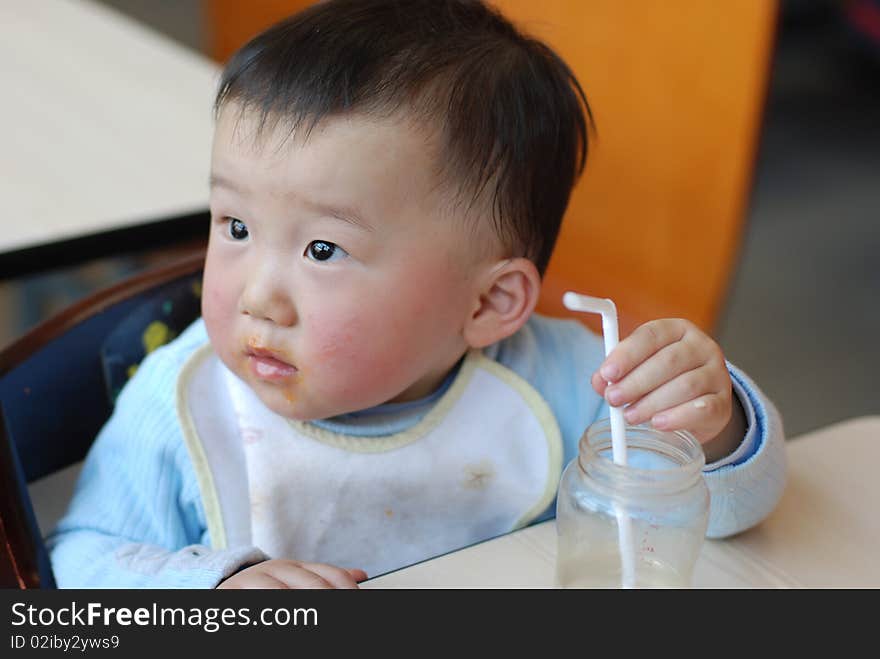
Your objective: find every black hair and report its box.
[215,0,593,275]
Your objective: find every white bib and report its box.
[177,346,562,578]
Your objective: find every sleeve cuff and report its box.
[113,543,270,588]
[703,362,759,470]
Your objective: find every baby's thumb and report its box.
[348,568,368,582]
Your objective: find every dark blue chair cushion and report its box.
[100,275,202,406]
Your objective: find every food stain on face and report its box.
[247,335,294,360]
[242,335,302,411]
[282,366,304,404]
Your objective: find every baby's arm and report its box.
[46,340,266,588]
[492,315,787,539]
[46,438,265,588]
[588,318,787,537]
[593,357,787,537]
[698,363,787,538]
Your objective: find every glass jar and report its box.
[556,418,710,588]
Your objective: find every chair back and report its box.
[494,0,778,336]
[0,251,205,588]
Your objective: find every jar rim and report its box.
[578,418,705,493]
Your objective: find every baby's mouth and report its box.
[246,346,298,381]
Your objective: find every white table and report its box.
[1,0,219,270]
[362,416,880,588]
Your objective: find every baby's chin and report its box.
[248,378,355,423]
[235,363,403,422]
[250,384,319,421]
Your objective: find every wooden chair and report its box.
[495,1,779,336]
[203,0,777,337]
[0,251,205,588]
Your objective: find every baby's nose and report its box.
[240,263,297,327]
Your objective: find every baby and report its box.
[48,0,785,588]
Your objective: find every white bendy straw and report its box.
[563,290,636,588]
[562,291,627,465]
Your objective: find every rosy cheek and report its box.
[201,276,239,358]
[310,317,360,365]
[316,321,412,403]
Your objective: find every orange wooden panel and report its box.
[493,1,778,336]
[203,0,315,63]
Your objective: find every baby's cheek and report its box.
[202,276,232,322]
[308,316,404,395]
[202,284,239,361]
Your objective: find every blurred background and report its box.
[1,0,877,438]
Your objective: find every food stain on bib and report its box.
[462,460,494,490]
[241,427,264,445]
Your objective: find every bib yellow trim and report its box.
[176,343,228,550]
[474,357,563,528]
[286,350,482,452]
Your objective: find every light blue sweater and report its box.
[46,315,786,588]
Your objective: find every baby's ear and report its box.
[463,257,541,349]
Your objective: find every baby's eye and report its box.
[305,240,349,263]
[227,218,249,240]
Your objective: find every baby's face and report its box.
[203,106,496,420]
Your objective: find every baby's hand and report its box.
[591,318,744,460]
[217,559,367,589]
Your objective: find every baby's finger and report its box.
[591,370,610,396]
[348,568,369,582]
[649,393,729,443]
[290,562,364,589]
[266,563,336,589]
[218,572,290,589]
[604,341,703,408]
[620,366,714,425]
[599,319,689,383]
